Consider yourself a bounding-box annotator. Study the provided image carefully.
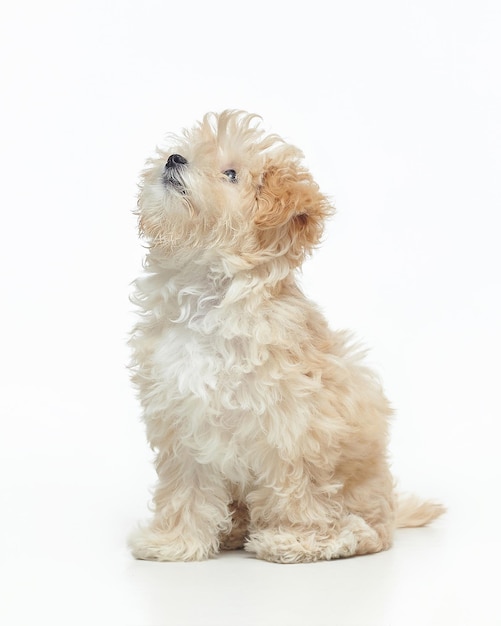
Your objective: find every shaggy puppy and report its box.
[129,110,444,563]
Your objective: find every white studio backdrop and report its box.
[0,1,500,624]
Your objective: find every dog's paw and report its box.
[245,517,381,563]
[245,528,350,563]
[128,526,217,562]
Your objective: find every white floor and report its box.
[1,506,497,626]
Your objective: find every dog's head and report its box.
[137,110,333,269]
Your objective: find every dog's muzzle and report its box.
[163,154,188,192]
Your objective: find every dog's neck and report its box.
[137,247,297,314]
[132,246,304,343]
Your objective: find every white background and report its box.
[1,0,500,624]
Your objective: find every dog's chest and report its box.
[151,273,272,401]
[153,316,269,411]
[151,315,272,479]
[137,268,316,478]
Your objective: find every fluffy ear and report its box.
[254,161,333,258]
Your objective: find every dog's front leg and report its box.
[129,448,231,561]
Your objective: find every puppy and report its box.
[129,110,444,563]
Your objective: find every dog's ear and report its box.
[254,161,333,259]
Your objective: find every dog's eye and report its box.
[223,169,237,183]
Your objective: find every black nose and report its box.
[166,154,188,168]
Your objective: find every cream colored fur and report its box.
[129,110,444,563]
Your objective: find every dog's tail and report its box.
[395,494,446,528]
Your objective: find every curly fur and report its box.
[129,110,444,563]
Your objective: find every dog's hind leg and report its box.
[340,460,396,555]
[244,454,349,563]
[244,452,396,563]
[219,499,249,550]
